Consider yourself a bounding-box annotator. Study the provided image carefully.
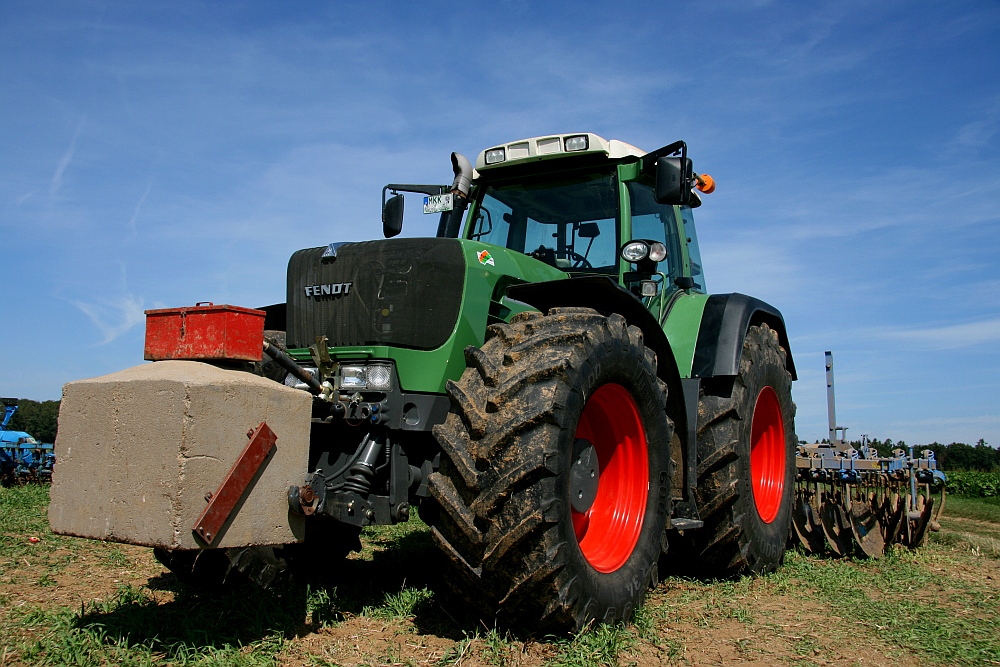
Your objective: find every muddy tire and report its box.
[427,308,673,632]
[684,324,796,577]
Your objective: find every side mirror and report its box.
[383,194,404,238]
[655,157,692,206]
[674,276,696,290]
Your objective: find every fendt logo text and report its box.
[304,282,353,298]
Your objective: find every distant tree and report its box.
[5,399,60,443]
[945,442,974,470]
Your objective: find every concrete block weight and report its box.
[48,360,310,550]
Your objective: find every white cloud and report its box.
[876,318,1000,349]
[49,120,83,197]
[127,179,152,234]
[72,294,146,345]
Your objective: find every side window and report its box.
[679,206,706,292]
[470,196,514,248]
[626,180,683,282]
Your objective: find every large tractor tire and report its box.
[684,323,796,577]
[427,308,673,632]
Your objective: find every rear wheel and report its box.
[428,308,673,632]
[683,324,796,577]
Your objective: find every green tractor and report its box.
[81,132,796,633]
[250,132,799,631]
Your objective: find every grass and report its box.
[943,494,1000,523]
[548,623,635,667]
[2,486,999,667]
[13,584,293,666]
[361,585,433,619]
[776,549,1000,665]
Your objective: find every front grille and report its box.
[286,238,466,351]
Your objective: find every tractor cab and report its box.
[464,133,710,299]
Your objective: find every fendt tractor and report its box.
[50,133,802,633]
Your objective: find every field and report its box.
[2,487,999,667]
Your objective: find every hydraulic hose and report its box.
[263,341,323,394]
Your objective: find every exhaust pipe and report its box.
[439,153,473,238]
[450,152,472,197]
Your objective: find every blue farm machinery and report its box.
[791,352,946,558]
[1,398,55,486]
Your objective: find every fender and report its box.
[691,293,797,381]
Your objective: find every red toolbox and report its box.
[144,303,265,362]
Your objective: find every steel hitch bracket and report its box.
[193,422,277,546]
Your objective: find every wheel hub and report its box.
[569,438,600,513]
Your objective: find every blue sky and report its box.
[2,1,998,447]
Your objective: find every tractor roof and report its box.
[474,133,645,176]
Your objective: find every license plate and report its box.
[423,193,453,214]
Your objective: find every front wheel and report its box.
[427,308,673,632]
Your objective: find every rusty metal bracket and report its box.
[192,422,277,545]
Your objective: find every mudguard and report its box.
[691,293,797,381]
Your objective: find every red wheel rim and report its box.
[572,383,649,573]
[750,386,786,523]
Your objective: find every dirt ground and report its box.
[2,488,999,667]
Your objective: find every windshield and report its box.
[469,172,619,273]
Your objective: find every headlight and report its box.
[284,367,318,389]
[365,364,392,390]
[485,148,506,165]
[335,363,393,391]
[338,365,368,390]
[621,241,649,262]
[621,240,667,264]
[564,135,589,152]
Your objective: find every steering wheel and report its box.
[563,250,592,269]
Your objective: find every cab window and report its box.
[626,180,683,282]
[470,172,619,273]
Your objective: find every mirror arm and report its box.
[640,140,686,175]
[381,184,448,210]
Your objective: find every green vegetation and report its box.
[16,585,290,666]
[945,471,1000,497]
[2,486,999,667]
[776,549,1000,665]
